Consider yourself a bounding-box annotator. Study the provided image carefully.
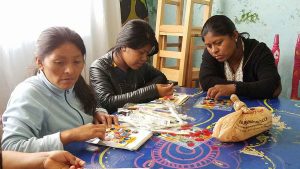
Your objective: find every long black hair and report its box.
[201,15,249,42]
[110,19,158,56]
[36,27,96,115]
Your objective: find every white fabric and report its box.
[0,0,121,114]
[224,57,244,82]
[224,40,245,82]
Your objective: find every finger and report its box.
[94,125,106,140]
[74,158,85,167]
[167,89,173,96]
[60,151,77,165]
[207,87,213,98]
[100,115,107,127]
[95,124,107,131]
[170,86,174,92]
[78,159,85,166]
[98,132,106,140]
[212,90,219,99]
[107,115,113,128]
[170,86,174,93]
[93,118,100,124]
[112,115,119,125]
[214,92,222,100]
[209,88,218,99]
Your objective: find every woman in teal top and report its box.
[1,27,118,152]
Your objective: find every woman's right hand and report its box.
[43,151,85,169]
[93,112,119,127]
[156,83,174,97]
[207,84,236,99]
[60,123,106,145]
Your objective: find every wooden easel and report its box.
[153,0,213,86]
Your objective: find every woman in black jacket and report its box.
[199,15,281,99]
[90,19,173,113]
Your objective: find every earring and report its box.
[235,39,238,42]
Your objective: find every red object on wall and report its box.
[272,34,280,66]
[291,34,300,100]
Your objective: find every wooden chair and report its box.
[153,0,213,86]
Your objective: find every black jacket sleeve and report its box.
[89,56,168,113]
[236,43,281,98]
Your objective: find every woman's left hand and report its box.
[93,112,119,128]
[44,151,85,169]
[207,84,236,99]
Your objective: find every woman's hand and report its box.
[2,150,85,169]
[60,123,106,145]
[43,151,85,169]
[207,84,236,99]
[156,83,174,97]
[93,112,119,128]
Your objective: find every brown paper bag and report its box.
[212,95,272,142]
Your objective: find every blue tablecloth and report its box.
[65,87,300,169]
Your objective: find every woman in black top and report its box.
[199,15,281,99]
[90,19,173,113]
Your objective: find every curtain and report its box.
[0,0,122,114]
